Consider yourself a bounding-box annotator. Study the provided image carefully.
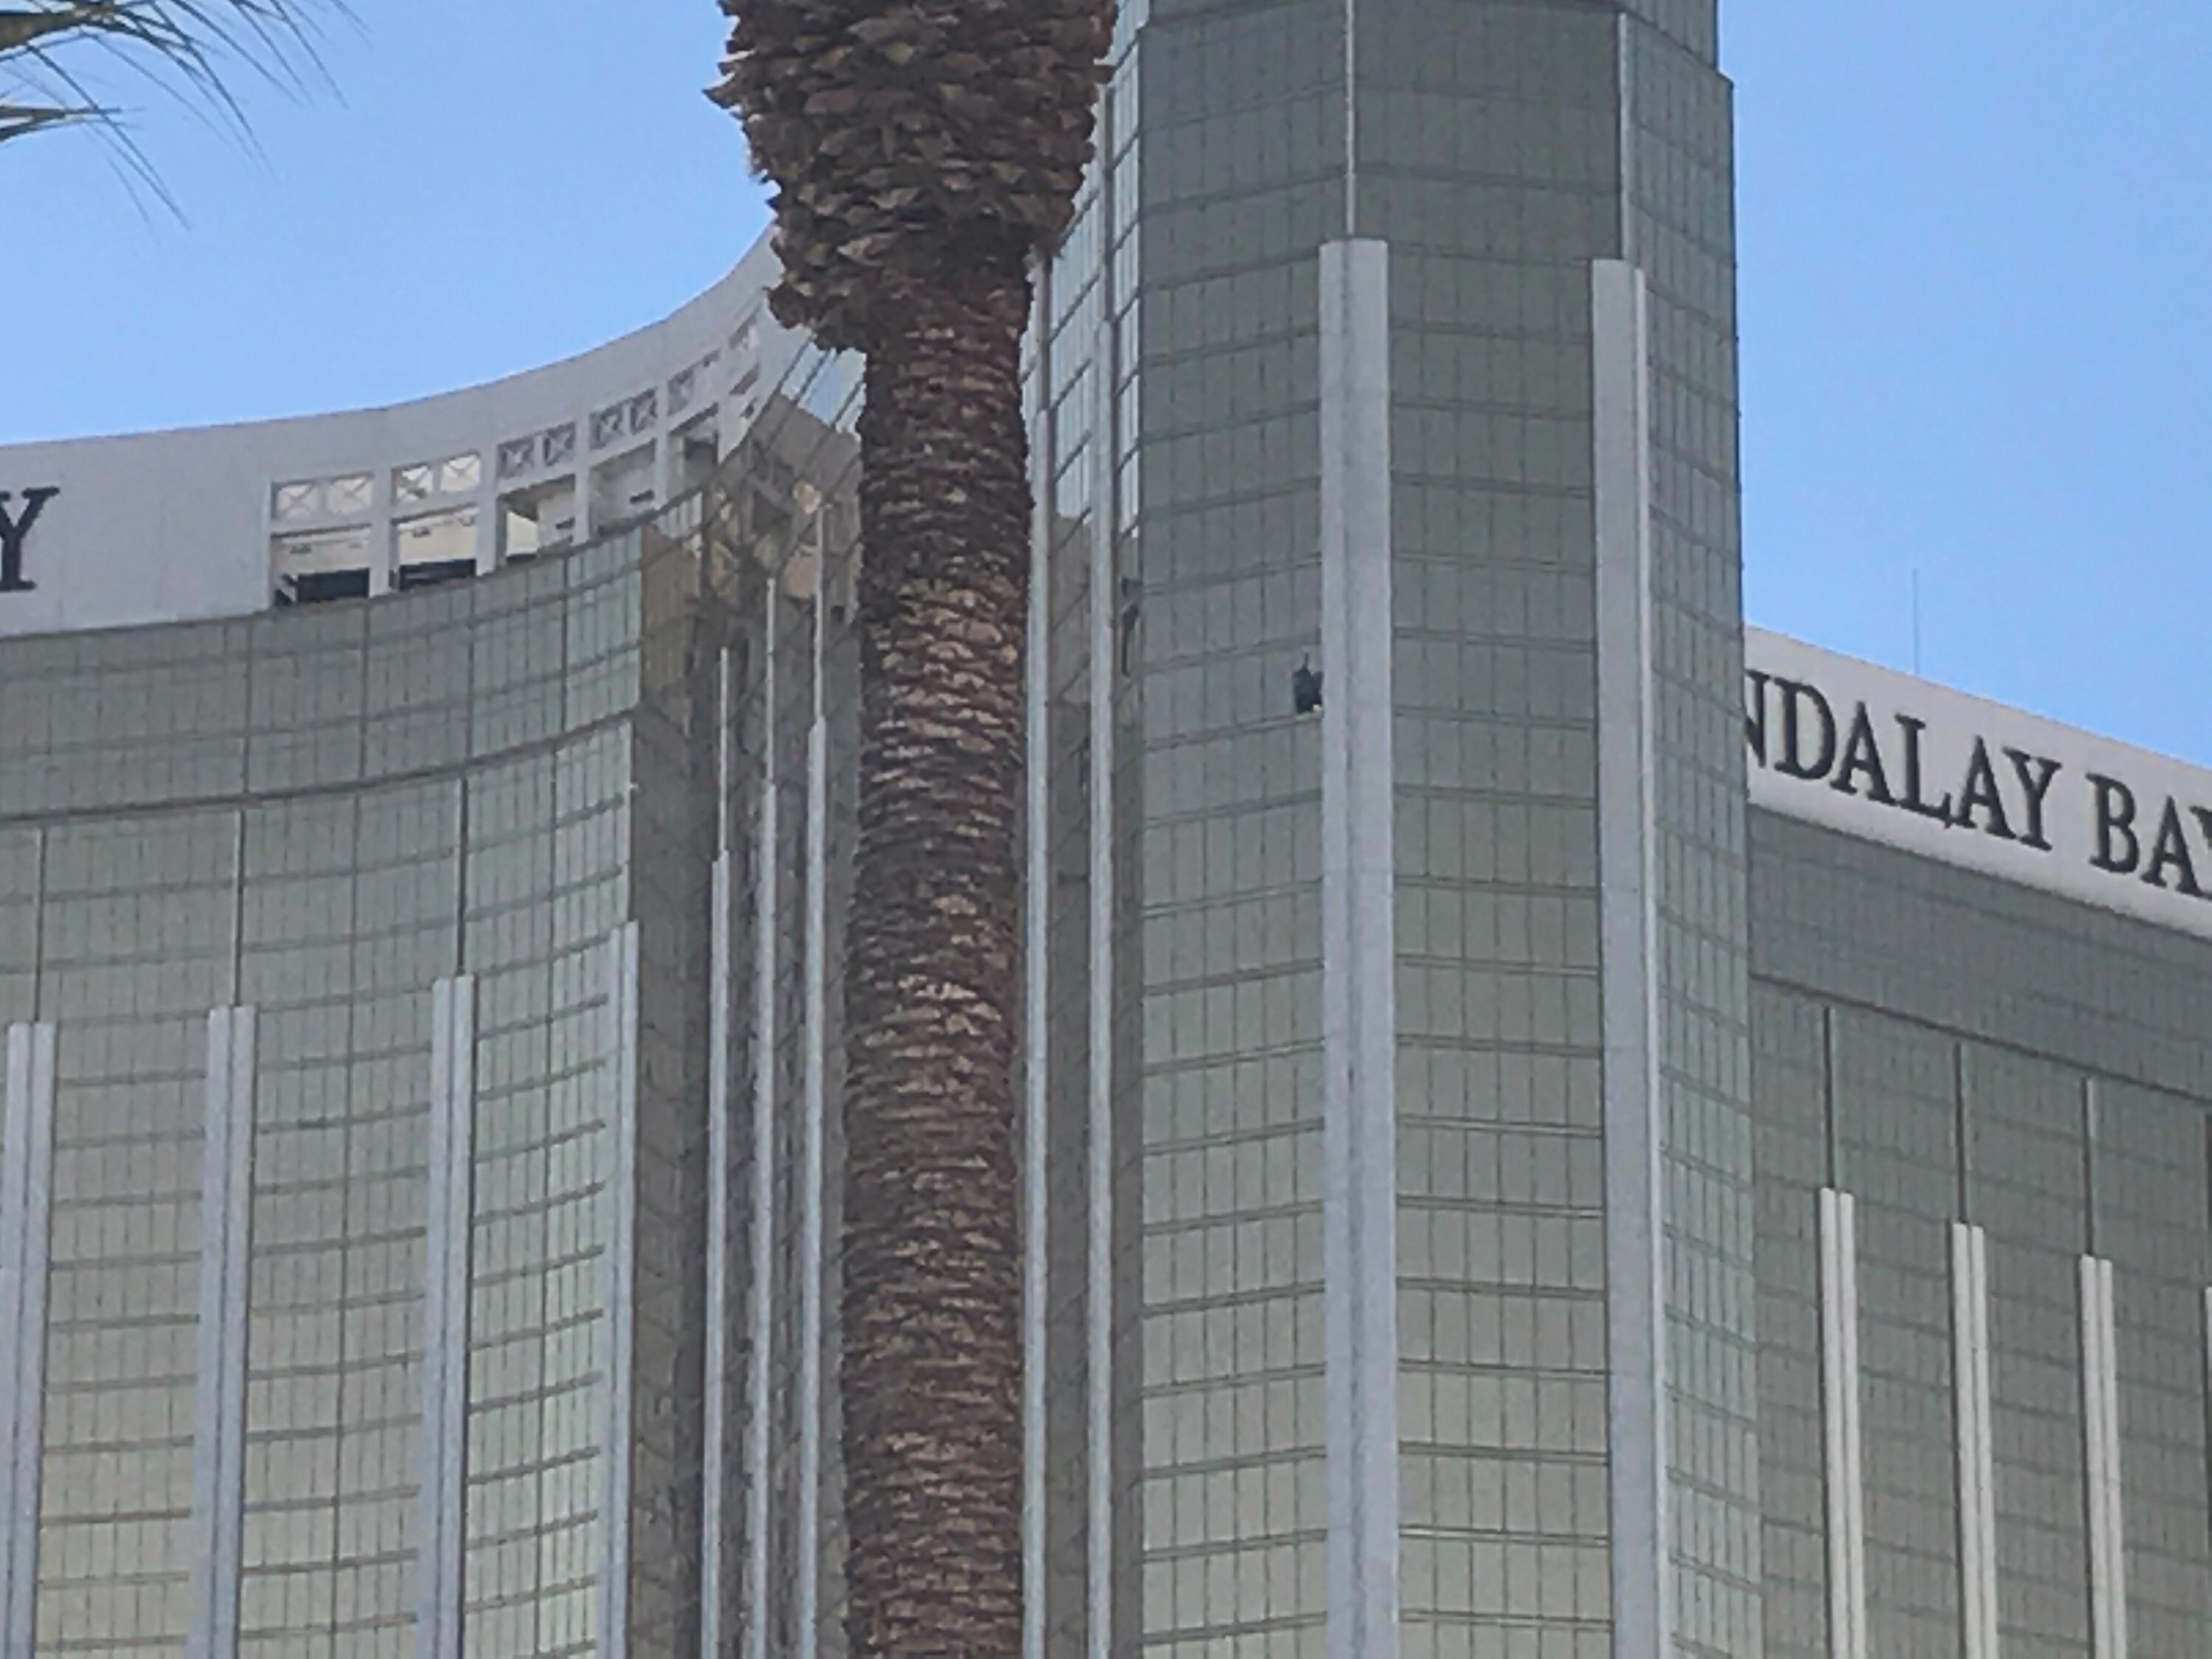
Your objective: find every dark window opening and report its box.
[397,559,477,592]
[275,568,371,607]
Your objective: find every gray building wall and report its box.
[4,3,1757,1652]
[27,5,2212,1656]
[1058,1,1749,1655]
[0,492,747,1656]
[1115,0,1335,1649]
[1750,807,2212,1659]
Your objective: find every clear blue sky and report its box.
[7,2,2208,762]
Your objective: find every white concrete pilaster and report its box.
[1318,235,1399,1659]
[418,977,476,1659]
[1085,319,1119,1659]
[2081,1254,2126,1659]
[598,925,641,1659]
[1591,256,1672,1659]
[742,590,782,1659]
[188,1006,257,1659]
[1021,275,1054,1659]
[703,849,735,1659]
[0,1022,57,1659]
[1951,1222,1998,1659]
[1819,1189,1868,1659]
[796,599,828,1659]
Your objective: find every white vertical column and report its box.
[1021,287,1054,1659]
[571,456,594,545]
[742,591,782,1659]
[188,1006,257,1659]
[652,431,674,521]
[368,469,397,597]
[1339,0,1357,233]
[702,647,737,1659]
[1819,1188,1868,1659]
[598,925,641,1659]
[703,846,735,1659]
[418,978,476,1659]
[796,581,829,1659]
[1318,236,1400,1659]
[473,461,501,575]
[2081,1254,2126,1658]
[1084,93,1123,1659]
[1591,258,1671,1659]
[1085,321,1119,1659]
[1951,1222,1998,1659]
[0,1022,58,1658]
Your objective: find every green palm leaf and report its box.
[0,1,338,155]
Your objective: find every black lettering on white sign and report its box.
[1748,666,2212,908]
[0,487,58,593]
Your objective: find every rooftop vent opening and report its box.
[672,412,720,498]
[277,568,372,607]
[591,445,655,529]
[499,479,577,566]
[394,504,480,591]
[396,558,477,592]
[272,524,372,608]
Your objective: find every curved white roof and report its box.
[0,228,796,638]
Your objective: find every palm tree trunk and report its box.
[839,265,1033,1655]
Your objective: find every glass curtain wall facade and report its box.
[699,351,865,1659]
[1749,811,2212,1659]
[0,428,858,1656]
[0,2,1759,1652]
[1026,0,1147,1652]
[1044,3,1752,1659]
[1028,0,1748,1655]
[18,1,2212,1655]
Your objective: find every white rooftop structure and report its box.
[0,230,797,638]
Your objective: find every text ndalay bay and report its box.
[1744,630,2212,939]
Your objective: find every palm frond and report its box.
[0,0,341,153]
[0,97,81,137]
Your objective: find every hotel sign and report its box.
[1746,628,2212,942]
[0,487,58,592]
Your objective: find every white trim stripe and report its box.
[187,1010,233,1659]
[2081,1254,2126,1658]
[703,853,735,1659]
[0,1023,57,1658]
[599,925,641,1659]
[188,1006,257,1659]
[1086,319,1118,1659]
[1020,273,1054,1659]
[797,692,828,1659]
[1318,236,1400,1659]
[1591,257,1672,1659]
[1819,1188,1867,1659]
[419,978,475,1659]
[742,590,781,1659]
[1951,1222,1998,1659]
[421,985,454,1655]
[1340,0,1357,232]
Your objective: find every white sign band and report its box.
[1747,628,2212,944]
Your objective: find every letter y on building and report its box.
[0,487,59,592]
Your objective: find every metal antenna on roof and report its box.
[1912,568,1923,677]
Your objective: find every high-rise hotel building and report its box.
[3,2,2210,1655]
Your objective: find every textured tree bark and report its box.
[840,265,1032,1655]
